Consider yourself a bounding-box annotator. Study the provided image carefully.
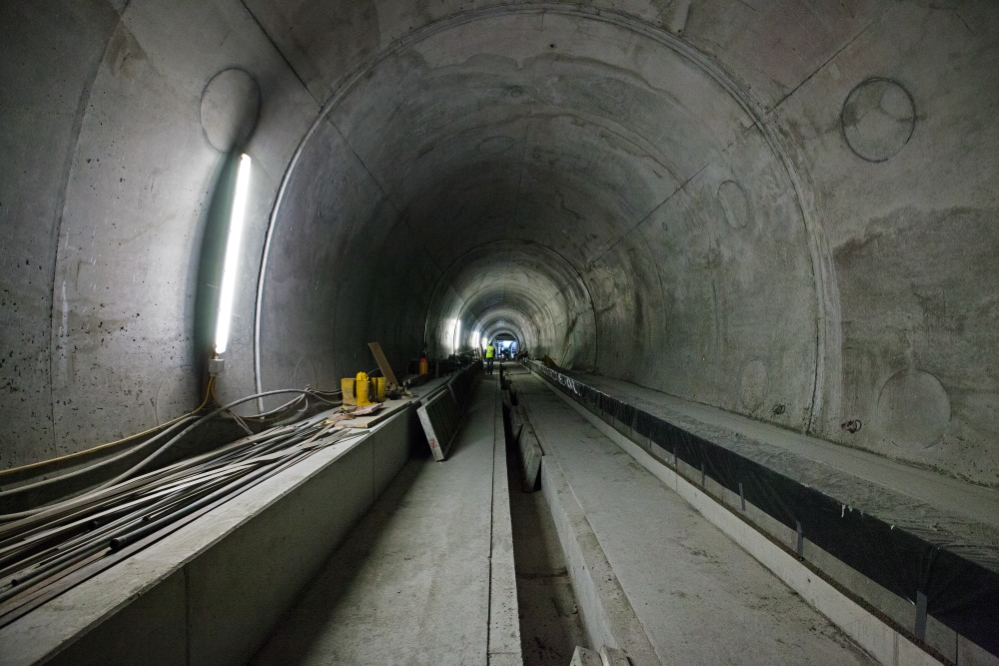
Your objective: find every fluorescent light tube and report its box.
[214,154,251,355]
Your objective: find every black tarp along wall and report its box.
[525,361,999,658]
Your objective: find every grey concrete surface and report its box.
[507,429,589,665]
[3,0,999,494]
[490,386,523,665]
[2,2,999,659]
[517,371,879,665]
[538,424,661,666]
[0,406,415,666]
[567,370,999,572]
[252,381,519,665]
[536,367,948,666]
[537,365,999,660]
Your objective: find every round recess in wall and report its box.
[876,369,950,449]
[740,360,768,412]
[201,68,261,152]
[717,180,751,229]
[841,77,915,163]
[478,135,516,154]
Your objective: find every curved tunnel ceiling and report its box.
[260,5,817,416]
[4,0,999,488]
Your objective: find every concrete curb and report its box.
[528,410,660,666]
[0,407,415,666]
[541,378,941,666]
[489,385,524,665]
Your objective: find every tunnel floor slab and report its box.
[251,380,503,666]
[515,370,877,665]
[563,370,999,569]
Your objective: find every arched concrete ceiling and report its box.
[259,6,818,423]
[2,0,999,489]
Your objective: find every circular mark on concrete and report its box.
[740,360,768,412]
[201,69,260,152]
[876,370,950,449]
[841,78,915,163]
[717,180,750,229]
[478,135,516,154]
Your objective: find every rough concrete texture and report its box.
[507,434,589,664]
[2,1,998,499]
[490,386,524,665]
[516,370,879,665]
[0,405,414,666]
[251,382,517,665]
[568,370,999,572]
[537,366,983,663]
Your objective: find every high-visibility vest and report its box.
[485,345,495,359]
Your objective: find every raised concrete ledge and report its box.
[489,388,524,665]
[540,379,942,666]
[0,405,415,666]
[538,443,659,665]
[567,372,999,539]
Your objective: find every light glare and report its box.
[214,154,252,355]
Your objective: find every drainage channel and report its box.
[501,364,590,666]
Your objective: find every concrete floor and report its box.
[251,383,501,666]
[572,371,999,524]
[567,370,999,568]
[514,369,878,665]
[506,439,588,665]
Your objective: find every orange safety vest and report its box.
[485,345,495,359]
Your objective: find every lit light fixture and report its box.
[214,153,252,356]
[454,319,462,353]
[470,330,480,349]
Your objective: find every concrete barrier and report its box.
[539,452,659,666]
[0,407,415,666]
[542,380,942,666]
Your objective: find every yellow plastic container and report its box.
[419,357,429,375]
[355,371,373,406]
[341,377,357,405]
[372,376,386,402]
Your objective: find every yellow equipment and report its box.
[372,376,386,402]
[355,371,373,406]
[341,377,357,406]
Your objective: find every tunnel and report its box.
[2,1,998,665]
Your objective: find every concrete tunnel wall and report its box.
[2,0,998,490]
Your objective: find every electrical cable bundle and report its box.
[0,388,359,629]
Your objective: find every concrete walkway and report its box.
[515,370,877,665]
[567,370,999,558]
[252,379,512,666]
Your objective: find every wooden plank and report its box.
[367,341,399,388]
[333,399,411,429]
